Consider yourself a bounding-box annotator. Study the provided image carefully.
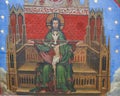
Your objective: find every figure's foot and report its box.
[70,88,76,92]
[30,87,40,93]
[58,91,62,93]
[40,89,46,93]
[66,90,71,94]
[57,90,63,93]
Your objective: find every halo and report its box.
[46,13,64,30]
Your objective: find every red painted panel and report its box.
[25,14,49,40]
[10,12,17,42]
[18,14,23,39]
[96,16,102,42]
[25,14,88,40]
[90,17,95,41]
[63,15,88,40]
[10,12,16,34]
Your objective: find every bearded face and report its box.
[52,20,59,30]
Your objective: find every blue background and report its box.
[0,0,120,82]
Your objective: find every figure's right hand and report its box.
[51,44,55,47]
[27,40,35,45]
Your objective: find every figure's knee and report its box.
[43,64,51,71]
[57,65,63,69]
[57,65,65,71]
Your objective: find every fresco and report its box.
[0,0,120,96]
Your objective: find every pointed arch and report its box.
[18,13,23,39]
[10,12,16,35]
[10,53,14,68]
[11,77,15,86]
[102,56,106,71]
[90,15,95,41]
[96,15,102,42]
[102,79,105,87]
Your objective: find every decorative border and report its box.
[24,7,89,15]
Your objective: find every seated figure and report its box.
[29,15,75,93]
